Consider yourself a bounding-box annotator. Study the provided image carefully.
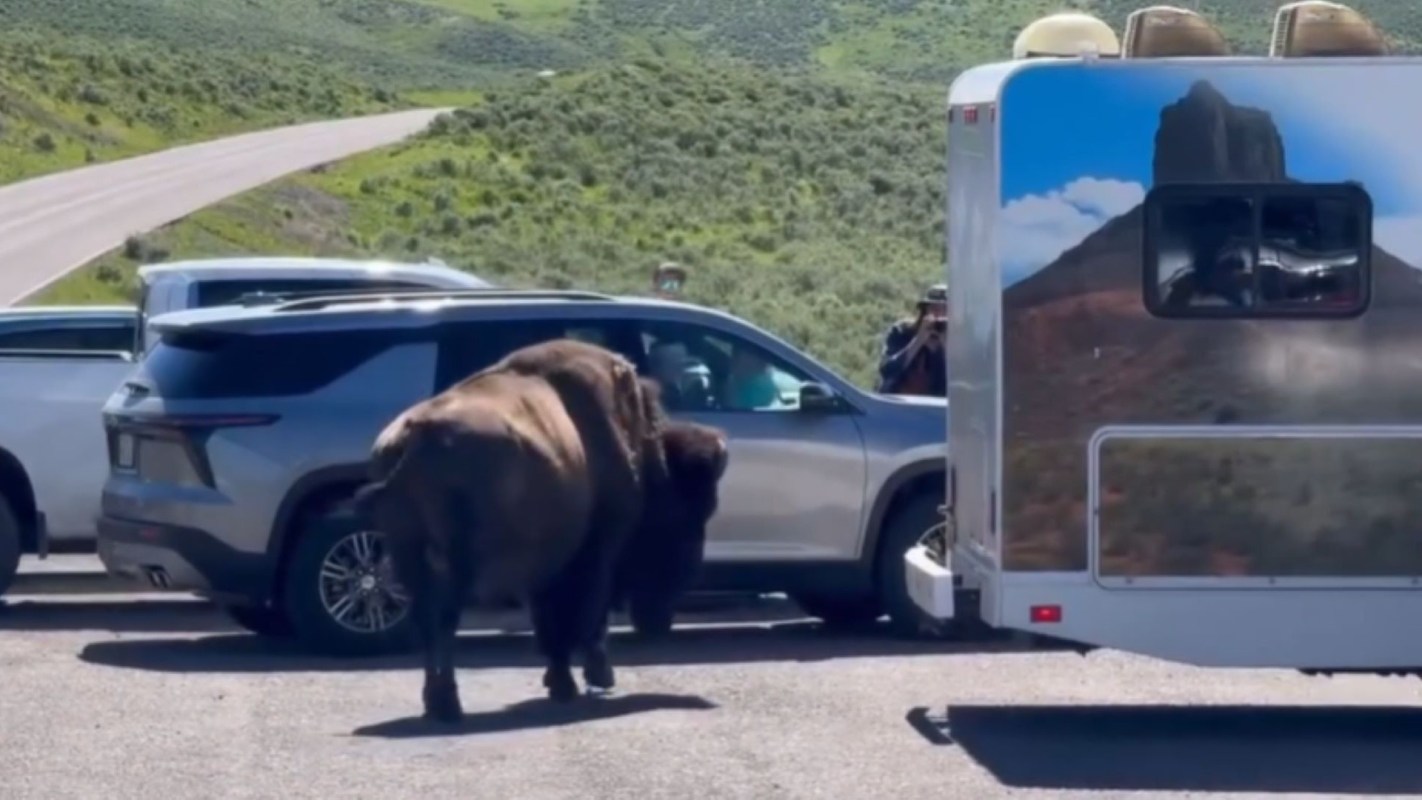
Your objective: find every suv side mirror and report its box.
[798,381,841,413]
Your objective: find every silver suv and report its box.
[97,289,947,655]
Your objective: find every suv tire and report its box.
[222,604,295,638]
[0,496,20,598]
[280,507,417,658]
[877,489,945,639]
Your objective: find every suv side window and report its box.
[435,321,540,392]
[434,318,647,392]
[0,322,135,352]
[639,320,812,413]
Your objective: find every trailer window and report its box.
[1144,183,1371,319]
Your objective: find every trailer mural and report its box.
[997,61,1422,577]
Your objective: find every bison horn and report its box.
[713,436,729,479]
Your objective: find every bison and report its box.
[352,338,728,722]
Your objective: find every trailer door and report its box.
[946,99,1004,623]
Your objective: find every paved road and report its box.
[2,594,1421,799]
[0,108,450,306]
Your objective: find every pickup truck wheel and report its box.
[280,509,417,658]
[222,604,294,638]
[0,497,19,597]
[792,593,882,630]
[877,490,945,639]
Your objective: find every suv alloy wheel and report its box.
[280,504,417,657]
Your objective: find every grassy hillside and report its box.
[10,1,1422,93]
[0,27,407,184]
[41,62,944,387]
[6,0,1420,181]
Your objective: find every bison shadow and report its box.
[351,692,718,739]
[931,703,1422,795]
[77,620,1045,674]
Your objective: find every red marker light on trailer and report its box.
[963,106,979,124]
[1029,604,1062,623]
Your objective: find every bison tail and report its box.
[350,480,389,530]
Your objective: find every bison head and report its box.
[621,420,729,636]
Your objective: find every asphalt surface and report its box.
[2,593,1421,800]
[0,108,449,306]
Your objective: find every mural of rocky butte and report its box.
[999,78,1422,578]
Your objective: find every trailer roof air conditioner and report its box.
[1122,6,1231,57]
[1012,12,1121,59]
[1270,1,1387,57]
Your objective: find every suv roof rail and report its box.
[271,287,617,312]
[233,286,447,307]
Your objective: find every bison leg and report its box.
[530,588,579,702]
[406,559,462,723]
[386,530,459,723]
[580,609,615,692]
[576,509,637,693]
[423,574,464,723]
[550,536,622,694]
[400,496,468,724]
[574,555,619,692]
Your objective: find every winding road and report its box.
[0,108,449,306]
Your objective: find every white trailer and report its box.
[906,3,1422,674]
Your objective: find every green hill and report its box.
[0,26,409,184]
[43,62,944,386]
[6,0,1421,183]
[21,0,1422,384]
[9,1,1422,92]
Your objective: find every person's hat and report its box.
[917,283,948,308]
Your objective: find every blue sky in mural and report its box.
[993,61,1422,283]
[999,64,1411,216]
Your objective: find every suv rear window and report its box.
[140,329,403,399]
[0,323,135,352]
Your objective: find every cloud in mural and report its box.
[1000,177,1145,282]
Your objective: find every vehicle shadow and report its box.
[78,619,1047,674]
[351,692,719,739]
[0,598,223,633]
[934,703,1422,795]
[0,593,799,634]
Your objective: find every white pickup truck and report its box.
[0,256,494,593]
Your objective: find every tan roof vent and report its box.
[1270,1,1387,57]
[1122,6,1231,58]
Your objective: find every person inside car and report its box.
[724,347,782,410]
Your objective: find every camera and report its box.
[931,319,946,335]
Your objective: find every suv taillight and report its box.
[105,413,280,488]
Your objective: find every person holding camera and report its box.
[875,283,948,397]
